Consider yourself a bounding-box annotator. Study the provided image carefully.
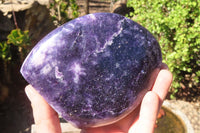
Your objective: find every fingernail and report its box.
[25,85,34,101]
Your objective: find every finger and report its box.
[25,85,61,133]
[129,91,160,133]
[129,64,172,133]
[152,64,173,106]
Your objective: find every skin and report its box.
[25,63,172,133]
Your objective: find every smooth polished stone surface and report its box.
[21,13,162,128]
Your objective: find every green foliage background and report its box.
[127,0,200,97]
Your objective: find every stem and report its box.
[57,1,61,24]
[11,0,18,29]
[110,0,115,12]
[12,11,18,29]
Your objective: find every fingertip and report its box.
[159,63,173,85]
[25,85,46,107]
[153,68,173,102]
[25,85,35,101]
[25,85,62,133]
[160,68,173,84]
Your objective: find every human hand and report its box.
[25,63,172,133]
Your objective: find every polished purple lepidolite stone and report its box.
[20,13,162,128]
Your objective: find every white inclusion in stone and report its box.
[115,63,120,68]
[71,62,86,83]
[102,49,111,57]
[40,64,52,75]
[91,60,98,65]
[96,19,124,54]
[62,27,72,33]
[141,70,146,74]
[55,66,64,80]
[89,14,96,20]
[105,73,114,81]
[122,71,128,76]
[68,23,75,28]
[32,51,46,67]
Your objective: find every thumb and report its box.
[25,85,61,133]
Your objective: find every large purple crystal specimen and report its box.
[21,13,162,128]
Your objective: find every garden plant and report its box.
[127,0,200,99]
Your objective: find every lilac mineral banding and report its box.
[20,13,162,128]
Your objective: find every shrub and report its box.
[7,29,30,47]
[7,29,31,63]
[0,29,31,83]
[1,29,31,62]
[50,0,79,26]
[127,0,200,98]
[0,42,11,62]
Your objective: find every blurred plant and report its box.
[0,41,12,83]
[127,0,200,98]
[0,4,32,84]
[7,29,30,47]
[50,0,79,26]
[70,0,79,17]
[7,29,31,63]
[0,42,11,62]
[0,29,31,83]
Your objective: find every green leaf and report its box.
[0,41,11,61]
[7,29,31,47]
